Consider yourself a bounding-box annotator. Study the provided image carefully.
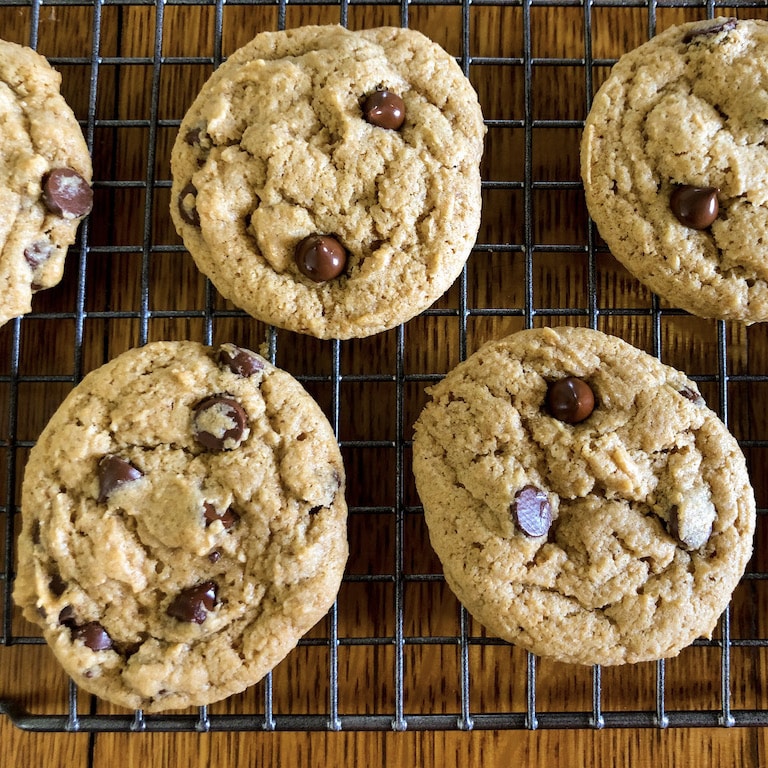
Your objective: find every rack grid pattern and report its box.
[2,0,768,734]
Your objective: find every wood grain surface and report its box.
[3,2,768,765]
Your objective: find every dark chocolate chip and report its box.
[361,90,406,130]
[511,485,552,538]
[308,505,323,516]
[295,234,347,282]
[24,241,53,269]
[97,455,143,503]
[208,550,222,563]
[670,185,719,229]
[166,581,218,624]
[97,453,143,504]
[682,17,737,43]
[185,126,203,145]
[58,605,76,626]
[193,395,249,451]
[679,386,705,405]
[546,377,595,424]
[217,344,264,377]
[72,621,113,651]
[49,572,67,597]
[42,168,93,219]
[178,182,200,226]
[203,502,239,530]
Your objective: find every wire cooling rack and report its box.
[2,0,768,734]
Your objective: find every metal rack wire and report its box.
[2,0,768,734]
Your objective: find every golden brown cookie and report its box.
[413,327,755,665]
[582,18,768,323]
[170,25,485,339]
[0,38,93,326]
[13,341,348,711]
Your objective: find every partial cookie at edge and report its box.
[0,38,93,326]
[581,17,768,323]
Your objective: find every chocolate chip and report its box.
[546,377,595,424]
[208,550,222,563]
[682,18,737,43]
[49,572,67,597]
[166,581,218,624]
[42,168,93,219]
[97,455,143,503]
[511,485,552,538]
[667,506,711,551]
[58,605,75,626]
[308,505,323,516]
[178,182,200,226]
[670,185,719,229]
[679,386,705,405]
[361,90,406,130]
[185,126,203,145]
[193,395,248,451]
[24,241,53,269]
[295,234,347,282]
[217,344,264,377]
[203,502,239,530]
[72,621,113,651]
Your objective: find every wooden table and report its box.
[3,1,768,765]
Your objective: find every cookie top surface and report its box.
[0,39,93,326]
[412,326,755,665]
[13,341,348,711]
[170,25,485,339]
[581,17,768,323]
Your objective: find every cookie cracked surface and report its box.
[581,18,768,323]
[170,25,485,339]
[412,327,755,665]
[0,38,93,326]
[13,341,348,711]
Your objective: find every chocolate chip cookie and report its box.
[412,326,755,665]
[0,39,93,326]
[13,341,348,711]
[581,17,768,323]
[170,25,485,339]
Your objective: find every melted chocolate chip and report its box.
[682,18,737,43]
[217,344,264,377]
[295,235,347,282]
[97,455,143,503]
[24,241,53,269]
[203,502,239,530]
[166,581,218,624]
[193,395,249,451]
[546,377,595,424]
[72,621,113,651]
[670,185,719,229]
[361,90,406,130]
[512,485,552,538]
[178,182,200,226]
[58,605,75,626]
[42,168,93,219]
